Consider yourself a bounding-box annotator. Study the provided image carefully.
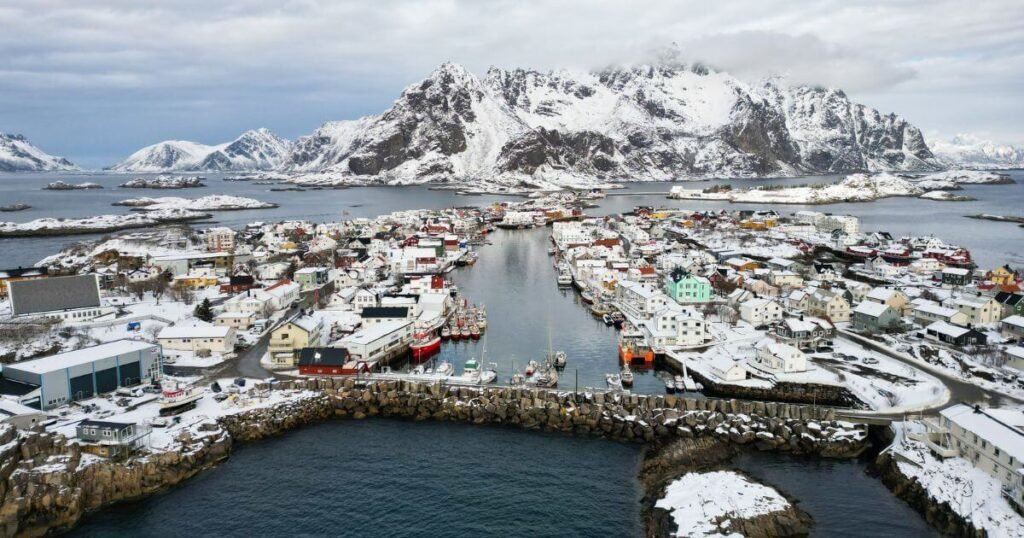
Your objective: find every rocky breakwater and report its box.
[0,390,332,537]
[282,377,869,456]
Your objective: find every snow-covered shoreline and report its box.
[112,194,278,211]
[655,470,798,537]
[668,171,1010,205]
[119,175,206,189]
[0,208,212,237]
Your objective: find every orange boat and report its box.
[619,337,654,367]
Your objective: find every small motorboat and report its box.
[159,383,203,416]
[435,361,454,377]
[525,360,539,376]
[602,313,615,326]
[580,290,594,305]
[549,350,567,369]
[547,245,557,255]
[511,371,525,386]
[674,375,686,392]
[620,364,634,387]
[533,369,558,388]
[479,363,498,384]
[606,373,623,391]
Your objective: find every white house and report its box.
[616,280,669,321]
[641,304,710,350]
[158,325,235,359]
[753,339,808,373]
[738,298,783,326]
[951,295,1003,325]
[708,355,747,382]
[913,301,969,327]
[352,289,377,313]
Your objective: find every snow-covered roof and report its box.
[940,404,1024,462]
[915,302,960,318]
[618,280,660,299]
[783,318,815,332]
[853,301,893,317]
[7,340,156,374]
[158,325,231,339]
[926,321,970,338]
[342,320,411,345]
[866,287,903,302]
[1001,315,1024,329]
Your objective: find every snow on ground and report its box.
[893,434,1024,537]
[655,470,791,537]
[0,208,210,235]
[113,195,276,211]
[906,341,1024,401]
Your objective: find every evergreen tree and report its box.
[194,298,214,322]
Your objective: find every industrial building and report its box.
[1,341,161,410]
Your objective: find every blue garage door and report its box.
[119,361,142,386]
[69,374,94,401]
[95,367,118,394]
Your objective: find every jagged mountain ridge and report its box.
[0,133,78,172]
[109,128,289,172]
[111,60,941,183]
[930,134,1024,170]
[283,62,938,184]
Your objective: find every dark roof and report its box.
[361,306,410,318]
[230,275,255,286]
[995,292,1023,306]
[9,274,100,316]
[78,419,135,430]
[0,377,40,396]
[298,347,350,367]
[0,266,47,279]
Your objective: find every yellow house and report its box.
[172,274,219,289]
[269,315,323,367]
[989,265,1017,286]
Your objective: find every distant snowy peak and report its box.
[929,133,1024,170]
[280,61,939,185]
[110,129,289,172]
[0,133,78,172]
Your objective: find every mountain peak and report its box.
[0,133,78,172]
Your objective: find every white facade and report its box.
[739,298,783,326]
[158,325,235,358]
[753,339,808,373]
[206,227,236,252]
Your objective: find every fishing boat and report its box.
[449,325,461,341]
[479,362,498,384]
[547,245,556,255]
[605,373,623,391]
[533,368,558,388]
[609,312,625,329]
[525,360,539,376]
[459,358,482,383]
[511,371,525,386]
[620,364,634,387]
[590,302,609,317]
[461,326,472,339]
[441,326,451,340]
[435,361,454,377]
[556,270,573,287]
[602,313,615,326]
[580,289,594,305]
[465,251,478,266]
[469,324,481,340]
[159,384,203,416]
[548,350,567,369]
[410,332,441,361]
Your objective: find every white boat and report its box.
[435,361,454,376]
[620,364,634,387]
[525,360,539,376]
[511,371,525,386]
[159,384,203,415]
[459,358,481,383]
[479,362,498,385]
[549,350,567,369]
[674,374,697,392]
[606,373,623,390]
[556,271,573,286]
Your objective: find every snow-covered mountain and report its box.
[109,129,289,172]
[281,61,938,185]
[0,133,78,172]
[930,134,1024,170]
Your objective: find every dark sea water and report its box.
[69,420,936,537]
[1,170,1022,268]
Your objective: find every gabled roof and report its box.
[9,274,101,316]
[297,347,350,367]
[853,301,893,318]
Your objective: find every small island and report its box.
[0,208,212,237]
[119,175,206,189]
[43,181,103,191]
[0,203,31,212]
[112,195,278,211]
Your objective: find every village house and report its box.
[941,267,973,287]
[8,274,112,322]
[767,270,803,290]
[744,278,780,298]
[76,420,151,459]
[158,325,236,359]
[663,268,712,304]
[988,265,1018,287]
[263,279,301,310]
[1001,315,1024,340]
[616,280,669,321]
[739,298,783,326]
[723,257,759,272]
[915,404,1024,514]
[805,288,851,322]
[360,306,413,326]
[296,348,359,376]
[995,292,1024,318]
[950,295,1004,326]
[913,301,969,327]
[1004,346,1024,372]
[852,302,903,333]
[708,355,748,382]
[337,320,414,366]
[775,317,835,350]
[294,266,331,291]
[641,304,710,350]
[172,273,219,289]
[910,257,944,275]
[925,321,988,347]
[352,289,378,312]
[269,315,324,367]
[0,266,47,297]
[214,311,255,330]
[753,339,809,373]
[865,287,911,315]
[205,227,236,252]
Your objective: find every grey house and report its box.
[852,301,902,332]
[76,419,150,458]
[8,274,104,320]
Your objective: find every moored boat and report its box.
[469,324,481,340]
[435,361,454,376]
[441,326,451,340]
[461,326,472,339]
[620,364,634,387]
[410,332,441,362]
[525,360,538,376]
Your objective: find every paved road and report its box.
[216,305,301,381]
[838,329,1023,413]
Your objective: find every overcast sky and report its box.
[2,0,1022,167]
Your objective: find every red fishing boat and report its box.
[410,332,441,361]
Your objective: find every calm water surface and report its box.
[1,171,1021,268]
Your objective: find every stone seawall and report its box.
[688,369,862,408]
[875,452,983,537]
[284,377,869,456]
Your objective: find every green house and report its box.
[664,267,712,304]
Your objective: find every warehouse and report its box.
[337,320,413,365]
[1,341,161,410]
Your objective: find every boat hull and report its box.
[410,337,442,362]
